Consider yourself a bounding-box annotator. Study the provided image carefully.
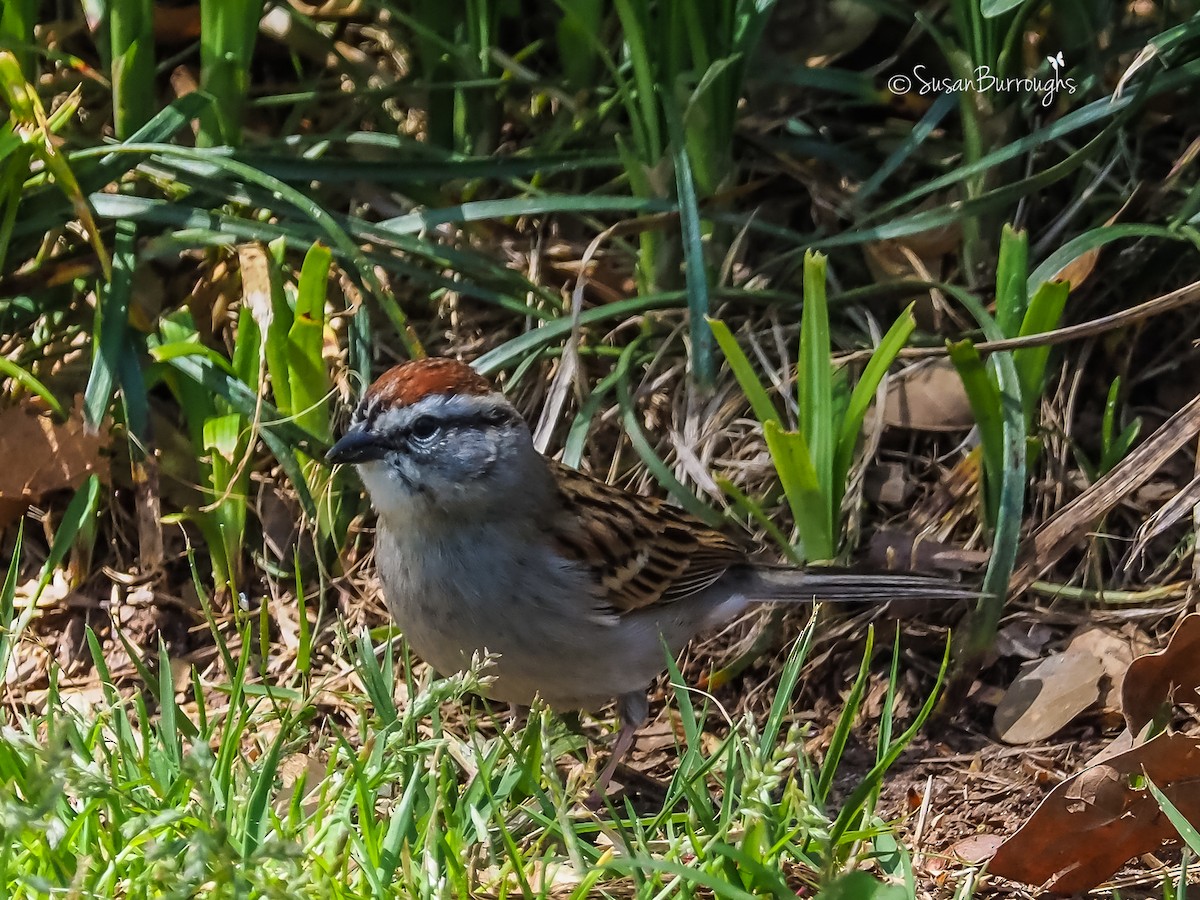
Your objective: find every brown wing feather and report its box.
[547,460,747,616]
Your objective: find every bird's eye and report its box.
[409,415,439,441]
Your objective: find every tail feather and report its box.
[740,566,981,603]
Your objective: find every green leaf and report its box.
[707,317,781,426]
[242,713,291,860]
[39,475,102,600]
[979,0,1025,16]
[763,420,831,562]
[287,242,334,443]
[946,339,1004,519]
[83,219,136,428]
[665,92,714,389]
[203,413,244,461]
[0,522,23,685]
[830,641,950,848]
[231,303,263,392]
[797,251,834,550]
[1014,279,1070,425]
[994,224,1029,337]
[833,304,916,494]
[817,627,874,804]
[109,0,155,138]
[814,871,910,900]
[264,238,294,416]
[0,357,66,419]
[155,639,181,767]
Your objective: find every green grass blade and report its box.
[761,617,817,758]
[763,420,831,562]
[242,712,291,861]
[829,640,950,848]
[0,358,66,419]
[946,339,1004,518]
[665,90,714,388]
[109,0,155,138]
[798,250,834,545]
[1014,279,1070,425]
[83,219,136,428]
[1146,776,1200,857]
[832,304,916,494]
[0,522,22,685]
[817,627,874,805]
[707,317,782,426]
[288,242,334,443]
[993,224,1029,338]
[0,0,37,77]
[197,0,263,146]
[156,639,181,768]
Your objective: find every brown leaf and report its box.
[994,648,1106,744]
[0,397,108,529]
[882,359,975,432]
[951,834,1004,864]
[989,732,1200,894]
[1122,614,1200,736]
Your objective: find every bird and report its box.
[328,357,975,789]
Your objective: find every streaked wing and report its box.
[548,460,747,616]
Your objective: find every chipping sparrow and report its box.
[329,358,973,786]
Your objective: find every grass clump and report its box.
[0,535,938,898]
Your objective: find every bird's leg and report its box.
[595,691,649,793]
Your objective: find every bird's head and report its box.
[328,358,547,521]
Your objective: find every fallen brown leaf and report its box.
[990,615,1200,893]
[988,732,1200,894]
[951,834,1004,864]
[1121,614,1200,737]
[883,359,975,432]
[0,396,108,531]
[994,649,1106,745]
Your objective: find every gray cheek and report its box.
[441,433,499,480]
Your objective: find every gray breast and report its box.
[374,521,683,712]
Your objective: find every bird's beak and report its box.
[326,426,388,465]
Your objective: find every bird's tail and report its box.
[739,566,980,604]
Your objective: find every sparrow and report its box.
[328,357,973,787]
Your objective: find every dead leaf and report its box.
[992,615,1200,892]
[1122,614,1200,736]
[1079,629,1138,712]
[951,834,1004,864]
[273,751,329,819]
[882,360,974,432]
[988,732,1200,894]
[994,649,1106,744]
[0,397,109,530]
